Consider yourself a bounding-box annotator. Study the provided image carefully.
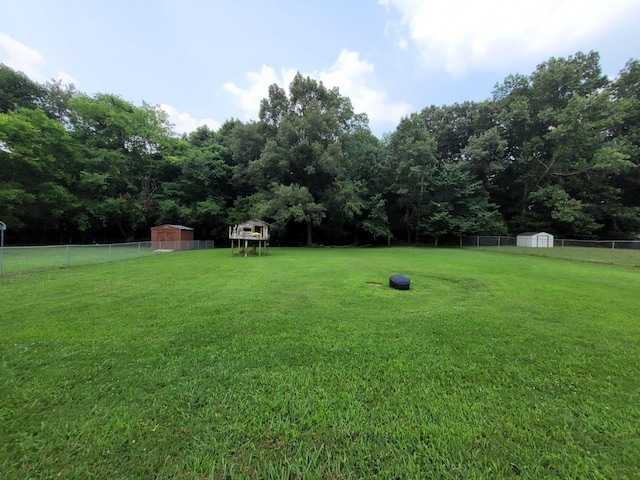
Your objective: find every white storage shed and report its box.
[517,232,554,248]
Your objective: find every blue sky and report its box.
[2,0,639,136]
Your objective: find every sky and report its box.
[1,0,639,137]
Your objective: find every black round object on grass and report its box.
[389,274,410,290]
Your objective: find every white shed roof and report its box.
[518,231,552,237]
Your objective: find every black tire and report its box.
[389,274,410,290]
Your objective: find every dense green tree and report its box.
[254,183,326,239]
[2,52,640,245]
[158,128,231,237]
[41,80,77,124]
[222,120,268,199]
[68,93,172,239]
[387,113,504,243]
[250,73,364,245]
[608,60,640,235]
[420,101,495,163]
[330,126,390,242]
[0,108,78,231]
[460,126,508,196]
[491,51,629,236]
[0,64,45,113]
[417,163,506,245]
[386,113,439,242]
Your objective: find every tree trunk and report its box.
[306,221,313,247]
[116,219,133,242]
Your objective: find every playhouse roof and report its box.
[238,218,269,226]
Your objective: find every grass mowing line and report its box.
[1,247,639,478]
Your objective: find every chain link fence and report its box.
[460,236,640,266]
[0,240,214,277]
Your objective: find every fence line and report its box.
[461,236,640,266]
[0,240,214,277]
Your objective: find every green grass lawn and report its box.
[1,247,639,479]
[476,245,640,267]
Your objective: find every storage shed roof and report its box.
[518,232,551,236]
[151,224,193,231]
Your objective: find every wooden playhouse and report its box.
[229,219,270,256]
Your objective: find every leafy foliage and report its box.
[1,50,640,243]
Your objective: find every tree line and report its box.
[1,51,639,246]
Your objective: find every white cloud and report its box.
[0,34,79,87]
[223,65,297,120]
[319,49,411,126]
[0,34,46,81]
[379,0,640,76]
[223,51,411,131]
[160,104,220,135]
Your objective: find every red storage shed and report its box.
[151,224,194,251]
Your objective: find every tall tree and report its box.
[250,73,363,245]
[492,51,617,235]
[602,59,640,235]
[387,113,504,243]
[328,125,390,243]
[254,183,326,241]
[387,114,438,242]
[158,126,231,237]
[0,108,78,232]
[417,163,506,245]
[0,64,45,113]
[420,101,494,163]
[223,120,268,199]
[69,94,172,239]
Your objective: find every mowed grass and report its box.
[1,248,639,479]
[477,245,640,267]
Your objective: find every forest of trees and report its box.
[1,51,639,246]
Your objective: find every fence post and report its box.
[0,220,5,277]
[66,245,70,268]
[611,241,615,263]
[108,245,112,262]
[138,242,141,257]
[476,236,480,248]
